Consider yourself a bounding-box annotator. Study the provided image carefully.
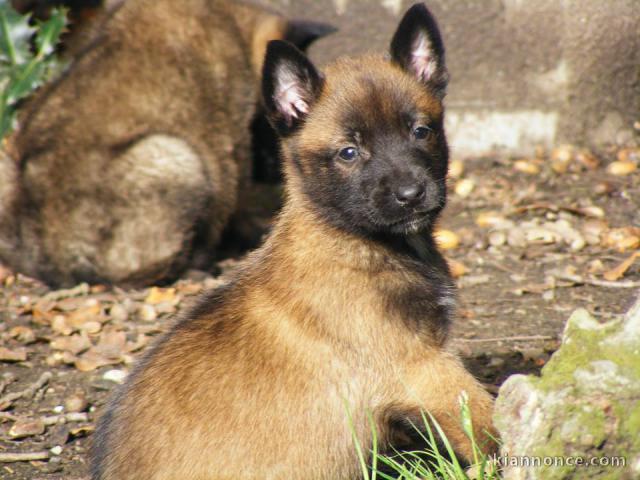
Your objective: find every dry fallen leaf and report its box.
[587,259,605,274]
[603,227,640,252]
[458,274,490,288]
[454,178,475,197]
[582,219,608,245]
[0,347,27,362]
[488,230,506,247]
[8,419,46,439]
[33,297,57,313]
[74,350,119,372]
[95,330,127,359]
[65,392,88,413]
[46,351,77,367]
[69,425,95,438]
[551,144,574,162]
[512,282,551,296]
[606,161,637,176]
[125,334,150,353]
[55,295,93,312]
[476,211,508,228]
[154,302,176,315]
[577,205,605,218]
[594,181,615,196]
[0,264,12,283]
[66,302,102,329]
[507,228,527,248]
[448,259,468,278]
[50,333,92,355]
[103,369,128,384]
[176,282,204,296]
[546,220,586,251]
[514,159,540,175]
[617,147,640,163]
[575,149,600,170]
[32,307,56,326]
[79,321,102,334]
[550,144,574,173]
[145,287,177,305]
[108,304,129,322]
[90,284,108,294]
[138,304,158,322]
[9,326,36,344]
[603,252,640,281]
[525,227,562,245]
[51,314,73,336]
[435,229,460,250]
[449,159,464,178]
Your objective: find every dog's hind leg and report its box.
[94,134,213,285]
[25,134,215,286]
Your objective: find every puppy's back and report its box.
[91,278,365,480]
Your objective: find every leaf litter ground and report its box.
[0,146,639,479]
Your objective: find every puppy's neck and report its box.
[371,230,439,265]
[258,199,453,348]
[270,198,441,274]
[405,232,432,259]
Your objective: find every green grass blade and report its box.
[367,410,378,480]
[344,400,370,480]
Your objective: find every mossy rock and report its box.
[494,297,640,480]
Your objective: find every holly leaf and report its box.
[6,60,45,104]
[0,3,67,138]
[0,3,35,65]
[34,7,67,58]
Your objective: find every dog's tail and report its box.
[0,144,19,262]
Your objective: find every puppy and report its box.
[0,0,332,287]
[91,4,496,479]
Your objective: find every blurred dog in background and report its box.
[0,0,333,287]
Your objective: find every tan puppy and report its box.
[91,4,497,479]
[0,0,332,287]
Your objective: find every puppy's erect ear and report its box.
[285,20,337,52]
[262,40,323,136]
[390,3,449,98]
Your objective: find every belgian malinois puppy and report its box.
[91,4,496,479]
[0,0,332,287]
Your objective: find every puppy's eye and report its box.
[413,126,432,140]
[338,147,358,161]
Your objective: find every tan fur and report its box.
[0,0,296,286]
[93,52,497,479]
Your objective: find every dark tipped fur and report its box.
[285,19,338,51]
[91,4,496,479]
[390,3,449,98]
[262,40,324,136]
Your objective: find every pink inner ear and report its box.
[411,33,438,82]
[275,67,309,125]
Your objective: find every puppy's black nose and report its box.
[394,183,425,205]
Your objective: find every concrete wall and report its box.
[262,0,640,156]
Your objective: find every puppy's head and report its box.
[262,3,450,236]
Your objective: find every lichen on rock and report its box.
[494,294,640,480]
